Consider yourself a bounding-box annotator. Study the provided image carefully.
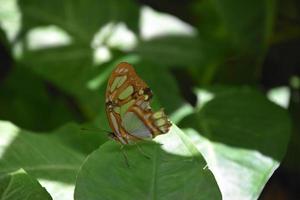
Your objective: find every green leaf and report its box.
[16,0,139,119]
[0,0,21,41]
[0,169,52,200]
[19,0,139,42]
[267,86,290,108]
[139,6,196,40]
[0,67,77,131]
[195,0,276,51]
[20,44,114,119]
[135,36,202,67]
[0,121,86,200]
[21,44,93,96]
[281,83,300,171]
[193,0,277,83]
[135,36,226,68]
[75,124,221,200]
[180,88,291,200]
[135,8,228,70]
[49,122,107,155]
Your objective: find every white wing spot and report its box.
[118,68,125,73]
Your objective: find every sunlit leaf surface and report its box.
[75,124,221,200]
[0,169,52,200]
[19,0,139,42]
[140,6,196,40]
[180,88,291,200]
[0,121,86,200]
[0,0,21,41]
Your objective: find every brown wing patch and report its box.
[105,62,170,144]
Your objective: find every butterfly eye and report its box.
[144,87,152,95]
[106,101,113,109]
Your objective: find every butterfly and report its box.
[105,62,171,145]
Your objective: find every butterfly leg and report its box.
[135,143,151,160]
[120,145,130,168]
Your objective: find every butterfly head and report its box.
[108,132,118,140]
[108,132,129,144]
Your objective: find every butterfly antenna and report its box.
[80,127,112,134]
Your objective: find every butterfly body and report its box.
[105,62,171,144]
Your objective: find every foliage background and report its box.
[0,0,299,199]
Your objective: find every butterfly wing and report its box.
[105,62,171,144]
[106,62,152,105]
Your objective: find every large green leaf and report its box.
[75,125,221,200]
[0,169,52,200]
[19,0,139,42]
[0,121,86,200]
[180,88,291,200]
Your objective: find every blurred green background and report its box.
[0,0,299,199]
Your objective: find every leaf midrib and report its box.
[148,146,158,200]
